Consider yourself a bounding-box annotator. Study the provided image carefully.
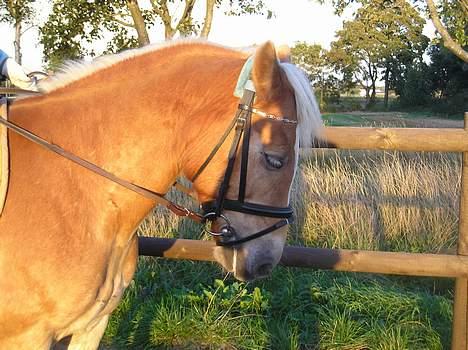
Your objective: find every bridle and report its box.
[0,87,297,247]
[194,88,296,246]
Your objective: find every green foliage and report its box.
[291,42,325,83]
[40,0,142,68]
[0,0,35,25]
[393,44,468,114]
[223,0,269,16]
[316,0,467,60]
[428,44,467,115]
[429,44,468,99]
[397,63,433,108]
[291,42,353,111]
[104,259,270,349]
[0,0,36,63]
[329,0,428,107]
[436,0,467,47]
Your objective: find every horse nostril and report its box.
[255,263,273,277]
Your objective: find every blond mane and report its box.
[280,63,323,148]
[38,39,224,93]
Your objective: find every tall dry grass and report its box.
[138,150,461,254]
[291,150,461,253]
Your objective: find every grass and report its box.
[322,111,463,128]
[102,114,461,348]
[293,150,460,253]
[103,261,453,349]
[321,114,368,127]
[322,96,464,120]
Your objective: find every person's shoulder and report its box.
[0,50,8,63]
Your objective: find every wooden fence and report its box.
[138,112,468,350]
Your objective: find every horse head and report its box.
[186,42,322,281]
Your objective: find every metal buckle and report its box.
[203,212,234,238]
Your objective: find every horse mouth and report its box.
[213,245,276,282]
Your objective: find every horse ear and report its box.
[276,44,291,63]
[251,41,282,101]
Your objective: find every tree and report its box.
[427,43,468,114]
[291,42,325,84]
[0,0,36,64]
[425,0,468,62]
[396,62,433,108]
[328,0,428,107]
[291,42,352,109]
[40,0,149,68]
[40,0,269,68]
[316,0,468,62]
[292,42,327,107]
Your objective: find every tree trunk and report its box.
[362,84,370,104]
[369,80,376,106]
[126,0,150,47]
[383,66,390,109]
[165,26,175,40]
[426,0,468,62]
[14,20,22,64]
[200,0,215,38]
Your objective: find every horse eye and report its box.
[263,152,285,170]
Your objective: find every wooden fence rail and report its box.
[138,237,468,279]
[139,112,468,350]
[323,126,468,152]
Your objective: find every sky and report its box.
[0,0,435,72]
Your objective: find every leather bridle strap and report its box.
[213,116,245,217]
[238,103,251,202]
[219,218,290,247]
[204,199,294,218]
[191,113,240,183]
[0,116,204,223]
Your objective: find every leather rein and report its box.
[0,88,297,246]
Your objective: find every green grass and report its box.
[103,260,452,349]
[321,113,368,127]
[322,111,463,128]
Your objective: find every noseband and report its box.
[0,88,297,247]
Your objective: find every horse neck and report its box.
[7,46,244,231]
[8,83,185,232]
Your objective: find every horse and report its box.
[0,40,322,349]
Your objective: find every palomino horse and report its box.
[0,40,322,349]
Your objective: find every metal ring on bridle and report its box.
[203,212,232,237]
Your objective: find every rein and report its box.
[0,113,204,223]
[0,88,296,247]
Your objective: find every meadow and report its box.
[102,112,460,349]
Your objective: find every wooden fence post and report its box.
[452,111,468,350]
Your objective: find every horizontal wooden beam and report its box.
[321,127,468,152]
[138,237,468,278]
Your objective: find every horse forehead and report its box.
[254,120,292,146]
